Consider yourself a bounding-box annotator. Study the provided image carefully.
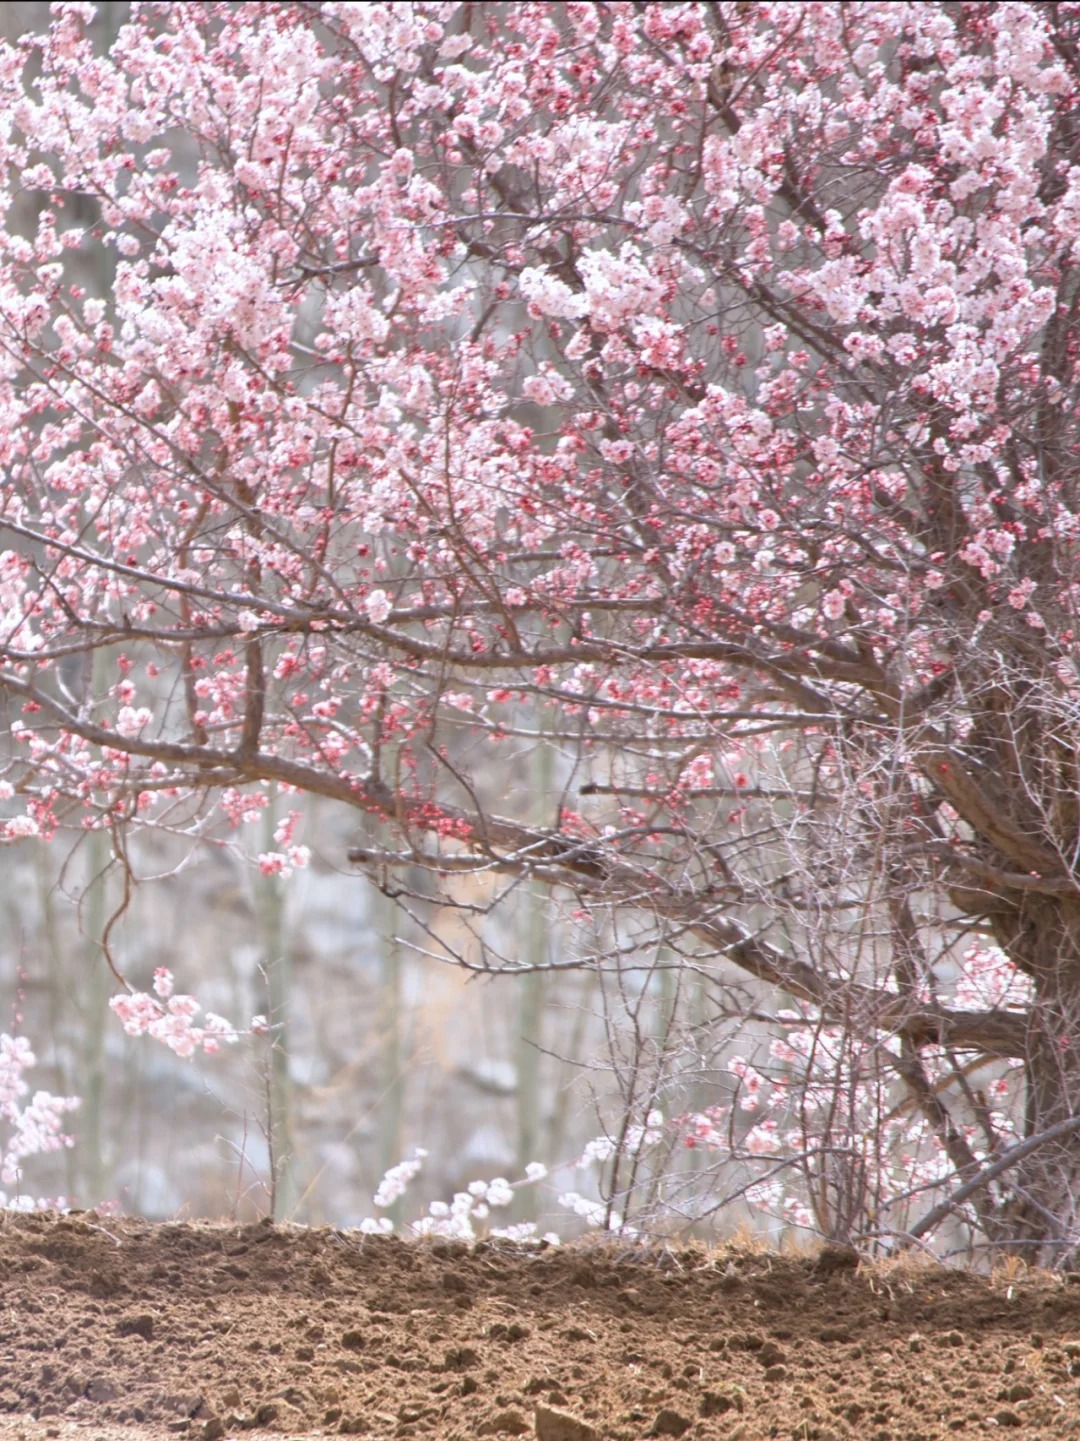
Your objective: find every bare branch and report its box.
[904,1113,1080,1247]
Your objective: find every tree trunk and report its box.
[993,897,1080,1266]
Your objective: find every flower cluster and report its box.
[0,1033,79,1207]
[109,969,246,1059]
[360,1151,556,1242]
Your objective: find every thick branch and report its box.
[346,822,1027,1060]
[908,840,1079,899]
[905,1112,1080,1246]
[915,735,1064,877]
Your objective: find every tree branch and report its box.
[904,1112,1080,1246]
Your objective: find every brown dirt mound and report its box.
[1,1215,1080,1439]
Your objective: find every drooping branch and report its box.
[0,661,1031,1063]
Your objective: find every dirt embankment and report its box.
[1,1214,1080,1439]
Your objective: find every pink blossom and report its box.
[109,978,244,1059]
[822,588,847,621]
[522,374,558,407]
[365,589,392,624]
[679,753,714,791]
[519,267,586,320]
[1,816,39,840]
[578,246,664,327]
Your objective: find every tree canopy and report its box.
[1,1,1079,1258]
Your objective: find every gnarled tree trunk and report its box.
[995,899,1080,1263]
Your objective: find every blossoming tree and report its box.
[1,0,1079,1258]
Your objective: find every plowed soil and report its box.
[1,1215,1080,1440]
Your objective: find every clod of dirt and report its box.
[477,1409,530,1436]
[431,1240,470,1260]
[817,1325,851,1343]
[700,1389,744,1417]
[813,1243,861,1276]
[1002,1383,1035,1402]
[648,1408,692,1437]
[533,1404,599,1441]
[444,1345,479,1369]
[488,1321,531,1342]
[936,1329,965,1347]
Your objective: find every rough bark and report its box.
[992,900,1080,1263]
